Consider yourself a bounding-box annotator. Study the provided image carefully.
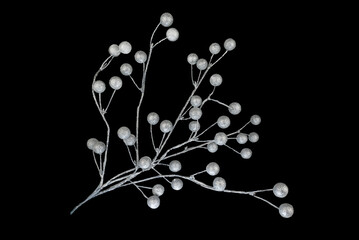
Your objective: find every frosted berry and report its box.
[109,76,123,90]
[108,44,120,57]
[166,28,179,42]
[92,80,106,94]
[187,53,198,65]
[250,115,261,125]
[236,133,248,144]
[214,132,228,146]
[160,120,173,133]
[120,63,133,76]
[152,184,165,196]
[206,162,220,176]
[117,126,131,140]
[147,195,160,209]
[160,12,173,27]
[190,95,202,107]
[119,41,132,54]
[134,50,147,64]
[273,183,289,198]
[279,203,294,218]
[169,160,182,172]
[93,141,106,155]
[189,107,202,120]
[196,58,208,70]
[209,74,222,87]
[240,148,252,159]
[189,121,201,132]
[87,138,98,150]
[147,112,160,125]
[124,134,136,146]
[139,156,152,170]
[213,177,226,191]
[217,115,231,129]
[207,142,218,153]
[209,42,221,55]
[224,38,236,51]
[228,102,241,115]
[171,178,183,190]
[248,132,259,143]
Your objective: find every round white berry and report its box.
[240,148,252,159]
[171,178,183,190]
[236,133,248,144]
[109,76,123,90]
[117,126,131,140]
[207,142,218,153]
[189,121,201,132]
[248,132,259,143]
[124,134,136,146]
[160,12,173,27]
[214,132,228,146]
[92,80,106,94]
[152,184,165,196]
[209,74,223,87]
[147,195,160,209]
[279,203,294,218]
[147,112,160,125]
[87,138,98,150]
[273,183,289,198]
[189,107,202,120]
[108,44,120,57]
[169,160,182,172]
[187,53,198,65]
[190,95,202,107]
[93,141,106,155]
[206,162,220,176]
[224,38,236,51]
[134,50,147,64]
[209,42,221,55]
[120,63,133,76]
[196,58,208,70]
[217,115,231,129]
[250,115,261,125]
[160,120,173,133]
[228,102,241,115]
[118,41,132,54]
[166,28,179,42]
[213,177,226,191]
[138,156,152,170]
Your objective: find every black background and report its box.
[8,1,333,237]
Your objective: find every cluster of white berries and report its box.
[86,138,106,155]
[273,183,294,218]
[117,126,136,146]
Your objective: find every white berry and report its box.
[160,120,173,133]
[240,148,252,159]
[189,121,201,132]
[87,138,98,150]
[92,80,106,94]
[147,112,160,125]
[189,107,202,120]
[248,132,259,143]
[209,42,221,55]
[120,63,133,76]
[108,44,120,57]
[152,184,165,196]
[206,162,220,176]
[124,134,136,146]
[166,28,179,42]
[250,115,261,125]
[207,142,218,153]
[134,50,147,64]
[214,132,227,146]
[273,183,289,198]
[169,160,182,172]
[224,38,236,51]
[217,115,231,129]
[213,177,226,191]
[236,133,248,144]
[196,58,208,70]
[190,95,202,107]
[109,76,123,90]
[139,156,152,170]
[228,102,241,115]
[279,203,294,218]
[171,178,183,190]
[187,53,198,65]
[117,126,131,140]
[119,41,132,54]
[93,141,106,155]
[210,74,223,87]
[160,12,173,27]
[147,195,160,209]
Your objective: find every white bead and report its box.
[196,58,208,70]
[190,95,202,107]
[214,132,227,146]
[160,120,173,133]
[147,112,160,125]
[108,44,120,57]
[93,141,106,155]
[209,42,221,55]
[171,178,183,190]
[213,177,226,191]
[87,138,98,150]
[92,80,106,94]
[206,162,220,176]
[134,50,147,64]
[210,74,223,87]
[248,132,259,143]
[189,121,201,132]
[109,76,123,90]
[118,41,132,54]
[147,195,160,209]
[250,115,261,125]
[279,203,294,218]
[124,134,136,146]
[224,38,236,51]
[160,12,173,27]
[166,28,179,42]
[169,160,182,172]
[228,102,241,115]
[152,184,165,196]
[117,126,131,140]
[138,156,152,170]
[273,183,289,198]
[236,133,248,144]
[189,107,202,120]
[207,142,218,153]
[217,115,231,129]
[187,53,198,65]
[120,63,133,76]
[240,148,252,159]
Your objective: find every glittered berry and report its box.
[236,133,248,144]
[196,58,208,70]
[213,177,226,191]
[217,115,231,129]
[160,12,173,27]
[108,44,120,57]
[250,115,261,125]
[117,126,131,140]
[279,203,294,218]
[171,178,183,190]
[214,132,227,146]
[147,112,160,125]
[209,42,221,55]
[92,80,106,94]
[120,63,133,76]
[147,195,160,209]
[190,95,202,107]
[187,53,198,65]
[93,141,106,155]
[210,74,222,87]
[87,138,98,150]
[273,183,289,198]
[224,38,236,51]
[109,76,123,90]
[119,41,132,54]
[248,132,259,143]
[152,184,165,196]
[228,102,241,115]
[207,142,218,153]
[169,160,182,172]
[166,28,179,42]
[139,156,152,170]
[124,134,136,146]
[206,162,220,176]
[134,50,147,64]
[240,148,252,159]
[160,120,173,133]
[189,121,201,132]
[189,107,202,120]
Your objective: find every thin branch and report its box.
[129,75,142,91]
